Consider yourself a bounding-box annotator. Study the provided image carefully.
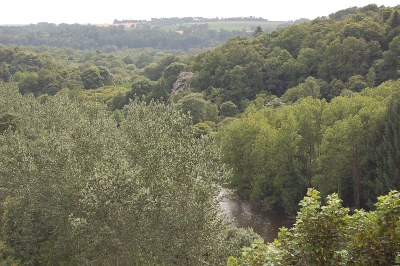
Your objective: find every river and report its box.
[219,189,295,243]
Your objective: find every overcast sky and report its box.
[1,0,399,25]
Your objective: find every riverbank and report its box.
[219,189,295,242]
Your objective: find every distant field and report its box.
[161,20,289,32]
[204,21,287,32]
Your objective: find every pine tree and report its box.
[379,95,400,186]
[388,10,400,28]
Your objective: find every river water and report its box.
[219,189,295,243]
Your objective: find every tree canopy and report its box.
[0,82,236,265]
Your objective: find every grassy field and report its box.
[205,21,287,32]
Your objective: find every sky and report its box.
[1,0,399,25]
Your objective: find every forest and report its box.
[0,22,249,51]
[0,3,400,265]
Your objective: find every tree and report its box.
[290,97,324,182]
[0,83,233,265]
[218,107,305,213]
[315,95,386,207]
[296,48,319,81]
[253,26,264,38]
[0,113,17,134]
[365,93,400,204]
[0,63,11,82]
[272,24,308,57]
[273,112,305,213]
[341,37,370,80]
[150,79,169,102]
[219,101,238,117]
[326,78,345,100]
[162,62,186,91]
[388,10,400,28]
[98,66,114,86]
[12,71,39,95]
[205,101,218,122]
[176,93,206,124]
[194,122,212,138]
[382,35,400,80]
[122,55,134,65]
[281,76,321,103]
[126,76,155,101]
[346,74,367,92]
[218,111,270,199]
[81,66,104,89]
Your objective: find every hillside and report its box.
[190,4,400,110]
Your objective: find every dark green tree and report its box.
[126,76,155,101]
[219,101,238,117]
[253,26,264,38]
[388,10,400,28]
[81,66,104,89]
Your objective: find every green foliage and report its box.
[282,76,321,103]
[127,76,155,101]
[253,26,264,38]
[12,71,39,95]
[315,94,387,207]
[224,227,263,259]
[0,113,17,134]
[58,86,130,110]
[0,83,233,265]
[346,74,367,92]
[176,93,206,124]
[229,190,400,265]
[98,66,114,86]
[0,45,181,97]
[191,36,264,103]
[218,107,306,213]
[143,79,168,103]
[162,61,187,91]
[142,55,179,81]
[364,92,400,207]
[190,5,399,107]
[388,10,400,28]
[194,122,212,138]
[204,101,218,122]
[219,80,400,212]
[219,101,239,117]
[81,66,105,89]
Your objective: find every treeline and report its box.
[115,16,270,25]
[218,80,400,213]
[0,83,262,265]
[0,22,249,51]
[190,4,400,109]
[0,44,187,99]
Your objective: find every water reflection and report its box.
[219,189,295,243]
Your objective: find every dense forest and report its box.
[190,4,400,109]
[218,80,400,213]
[1,3,400,265]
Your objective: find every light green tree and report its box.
[176,93,206,124]
[0,82,232,265]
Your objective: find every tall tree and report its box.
[0,83,232,265]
